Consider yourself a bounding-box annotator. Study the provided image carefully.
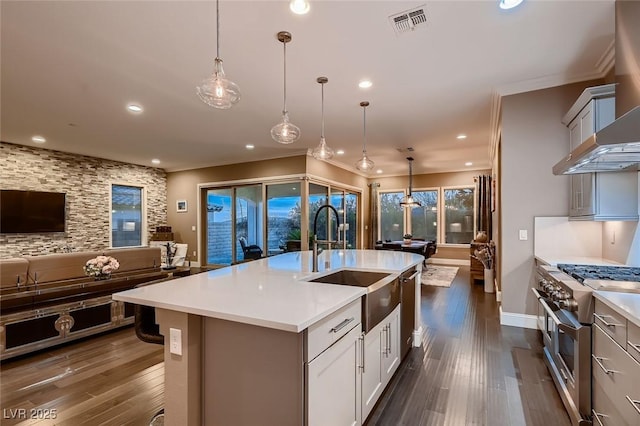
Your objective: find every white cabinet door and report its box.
[361,320,384,422]
[307,324,362,426]
[381,306,401,386]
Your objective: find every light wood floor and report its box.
[1,266,570,425]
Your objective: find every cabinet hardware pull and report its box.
[592,355,618,375]
[330,317,355,333]
[628,341,640,355]
[402,271,420,283]
[626,395,640,415]
[591,409,607,426]
[360,333,365,373]
[594,313,623,328]
[387,323,391,355]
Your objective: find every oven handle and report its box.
[533,291,562,326]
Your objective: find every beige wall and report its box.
[500,79,603,317]
[166,156,307,262]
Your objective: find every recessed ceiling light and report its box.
[151,159,161,164]
[465,162,473,166]
[376,169,383,174]
[127,104,143,113]
[245,144,255,150]
[289,0,310,14]
[457,134,467,140]
[31,135,46,143]
[499,0,524,10]
[336,149,345,155]
[359,80,372,89]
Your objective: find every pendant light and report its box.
[355,101,375,171]
[271,31,301,144]
[311,77,334,160]
[196,0,240,109]
[400,157,421,208]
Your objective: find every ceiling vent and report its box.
[389,5,427,35]
[396,147,415,153]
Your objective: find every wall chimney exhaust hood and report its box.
[553,0,640,175]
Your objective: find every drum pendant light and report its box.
[355,101,374,171]
[271,31,301,144]
[311,77,334,160]
[400,157,421,208]
[196,0,241,109]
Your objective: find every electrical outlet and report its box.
[169,328,182,356]
[518,230,528,241]
[193,251,197,257]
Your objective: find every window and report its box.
[409,190,438,241]
[111,184,144,247]
[377,186,475,245]
[443,187,475,244]
[379,191,404,241]
[266,182,302,254]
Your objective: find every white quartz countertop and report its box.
[113,249,423,333]
[535,255,624,267]
[594,291,640,328]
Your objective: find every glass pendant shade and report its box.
[196,0,240,110]
[196,58,241,109]
[355,101,375,171]
[312,136,334,160]
[271,31,301,144]
[312,77,334,161]
[356,152,375,171]
[271,111,300,144]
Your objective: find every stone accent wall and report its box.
[0,143,167,258]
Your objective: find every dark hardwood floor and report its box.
[366,265,571,426]
[1,265,570,425]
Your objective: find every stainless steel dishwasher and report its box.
[400,268,419,359]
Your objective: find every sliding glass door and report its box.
[205,185,264,266]
[266,182,301,254]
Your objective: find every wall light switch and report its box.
[518,230,528,241]
[169,328,182,356]
[191,225,196,231]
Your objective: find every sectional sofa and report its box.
[0,247,185,361]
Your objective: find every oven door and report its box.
[532,288,556,350]
[534,290,591,425]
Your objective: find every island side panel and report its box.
[155,308,203,426]
[203,317,305,426]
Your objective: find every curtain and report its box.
[368,182,380,248]
[474,175,492,239]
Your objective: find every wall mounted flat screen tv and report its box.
[0,190,66,233]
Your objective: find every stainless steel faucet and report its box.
[312,204,340,272]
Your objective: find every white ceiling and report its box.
[0,0,615,176]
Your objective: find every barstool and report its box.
[134,297,165,425]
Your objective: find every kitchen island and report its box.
[112,249,423,425]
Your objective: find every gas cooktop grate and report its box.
[557,264,640,283]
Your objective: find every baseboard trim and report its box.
[499,307,537,329]
[427,258,469,266]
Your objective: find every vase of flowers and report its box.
[84,255,119,280]
[403,234,412,245]
[472,241,496,293]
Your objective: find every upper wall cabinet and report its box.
[563,85,638,221]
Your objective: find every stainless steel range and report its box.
[533,264,593,426]
[533,262,640,426]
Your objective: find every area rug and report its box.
[421,265,459,287]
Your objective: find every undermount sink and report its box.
[307,269,398,333]
[309,270,392,288]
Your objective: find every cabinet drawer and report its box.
[627,320,640,364]
[592,378,626,426]
[306,298,361,362]
[593,324,640,424]
[594,299,627,348]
